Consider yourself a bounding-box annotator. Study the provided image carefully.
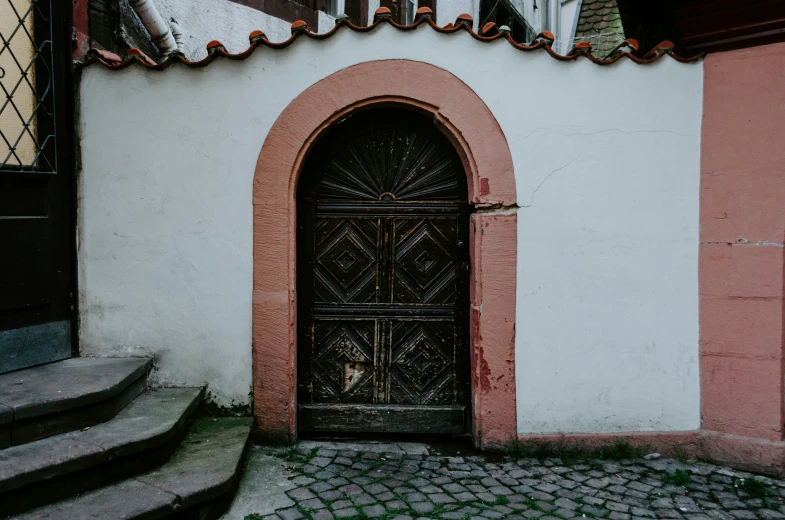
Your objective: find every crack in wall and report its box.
[510,127,696,145]
[474,205,518,215]
[519,154,584,209]
[703,239,784,247]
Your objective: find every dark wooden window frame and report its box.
[0,0,77,372]
[345,0,369,26]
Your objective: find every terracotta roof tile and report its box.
[480,22,498,37]
[455,13,473,27]
[83,13,699,71]
[291,20,309,33]
[249,30,266,42]
[126,48,157,66]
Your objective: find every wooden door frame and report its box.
[251,59,517,449]
[0,0,77,372]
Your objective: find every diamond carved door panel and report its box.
[389,321,455,406]
[393,219,457,305]
[314,218,378,305]
[297,109,470,435]
[312,320,376,404]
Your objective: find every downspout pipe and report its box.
[170,18,185,52]
[128,0,178,57]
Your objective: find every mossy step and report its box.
[15,417,252,519]
[0,388,204,516]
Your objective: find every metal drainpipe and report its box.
[554,0,562,54]
[170,18,185,52]
[128,0,179,57]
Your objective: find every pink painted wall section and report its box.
[252,205,296,444]
[701,42,785,443]
[72,0,90,60]
[470,213,518,448]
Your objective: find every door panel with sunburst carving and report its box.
[297,109,470,435]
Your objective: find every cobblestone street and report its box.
[224,441,785,520]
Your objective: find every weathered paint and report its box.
[77,24,702,434]
[469,212,517,448]
[252,60,516,445]
[72,0,90,60]
[699,430,785,476]
[700,42,785,445]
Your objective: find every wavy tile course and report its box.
[83,7,699,70]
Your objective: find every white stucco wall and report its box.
[151,0,338,60]
[78,24,702,431]
[437,0,479,28]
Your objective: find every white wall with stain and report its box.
[77,23,702,431]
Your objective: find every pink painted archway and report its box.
[252,59,517,447]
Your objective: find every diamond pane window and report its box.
[1,0,55,171]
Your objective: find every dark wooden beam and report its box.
[299,404,466,434]
[419,0,436,23]
[345,0,369,26]
[617,0,785,56]
[380,0,405,24]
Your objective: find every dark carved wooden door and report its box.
[297,109,470,435]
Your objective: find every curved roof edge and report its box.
[82,7,701,71]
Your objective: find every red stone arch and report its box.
[252,59,517,447]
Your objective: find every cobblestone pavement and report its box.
[241,441,785,520]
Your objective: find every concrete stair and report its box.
[0,358,252,519]
[0,358,152,448]
[15,417,252,520]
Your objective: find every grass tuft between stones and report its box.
[664,469,691,486]
[503,437,650,463]
[733,476,775,498]
[278,446,319,464]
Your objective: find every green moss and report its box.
[503,437,649,463]
[277,446,318,464]
[664,470,691,486]
[491,495,509,506]
[733,477,774,498]
[200,390,252,417]
[670,442,689,462]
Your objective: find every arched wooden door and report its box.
[297,108,470,435]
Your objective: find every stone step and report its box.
[0,358,152,448]
[14,417,252,520]
[0,387,204,516]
